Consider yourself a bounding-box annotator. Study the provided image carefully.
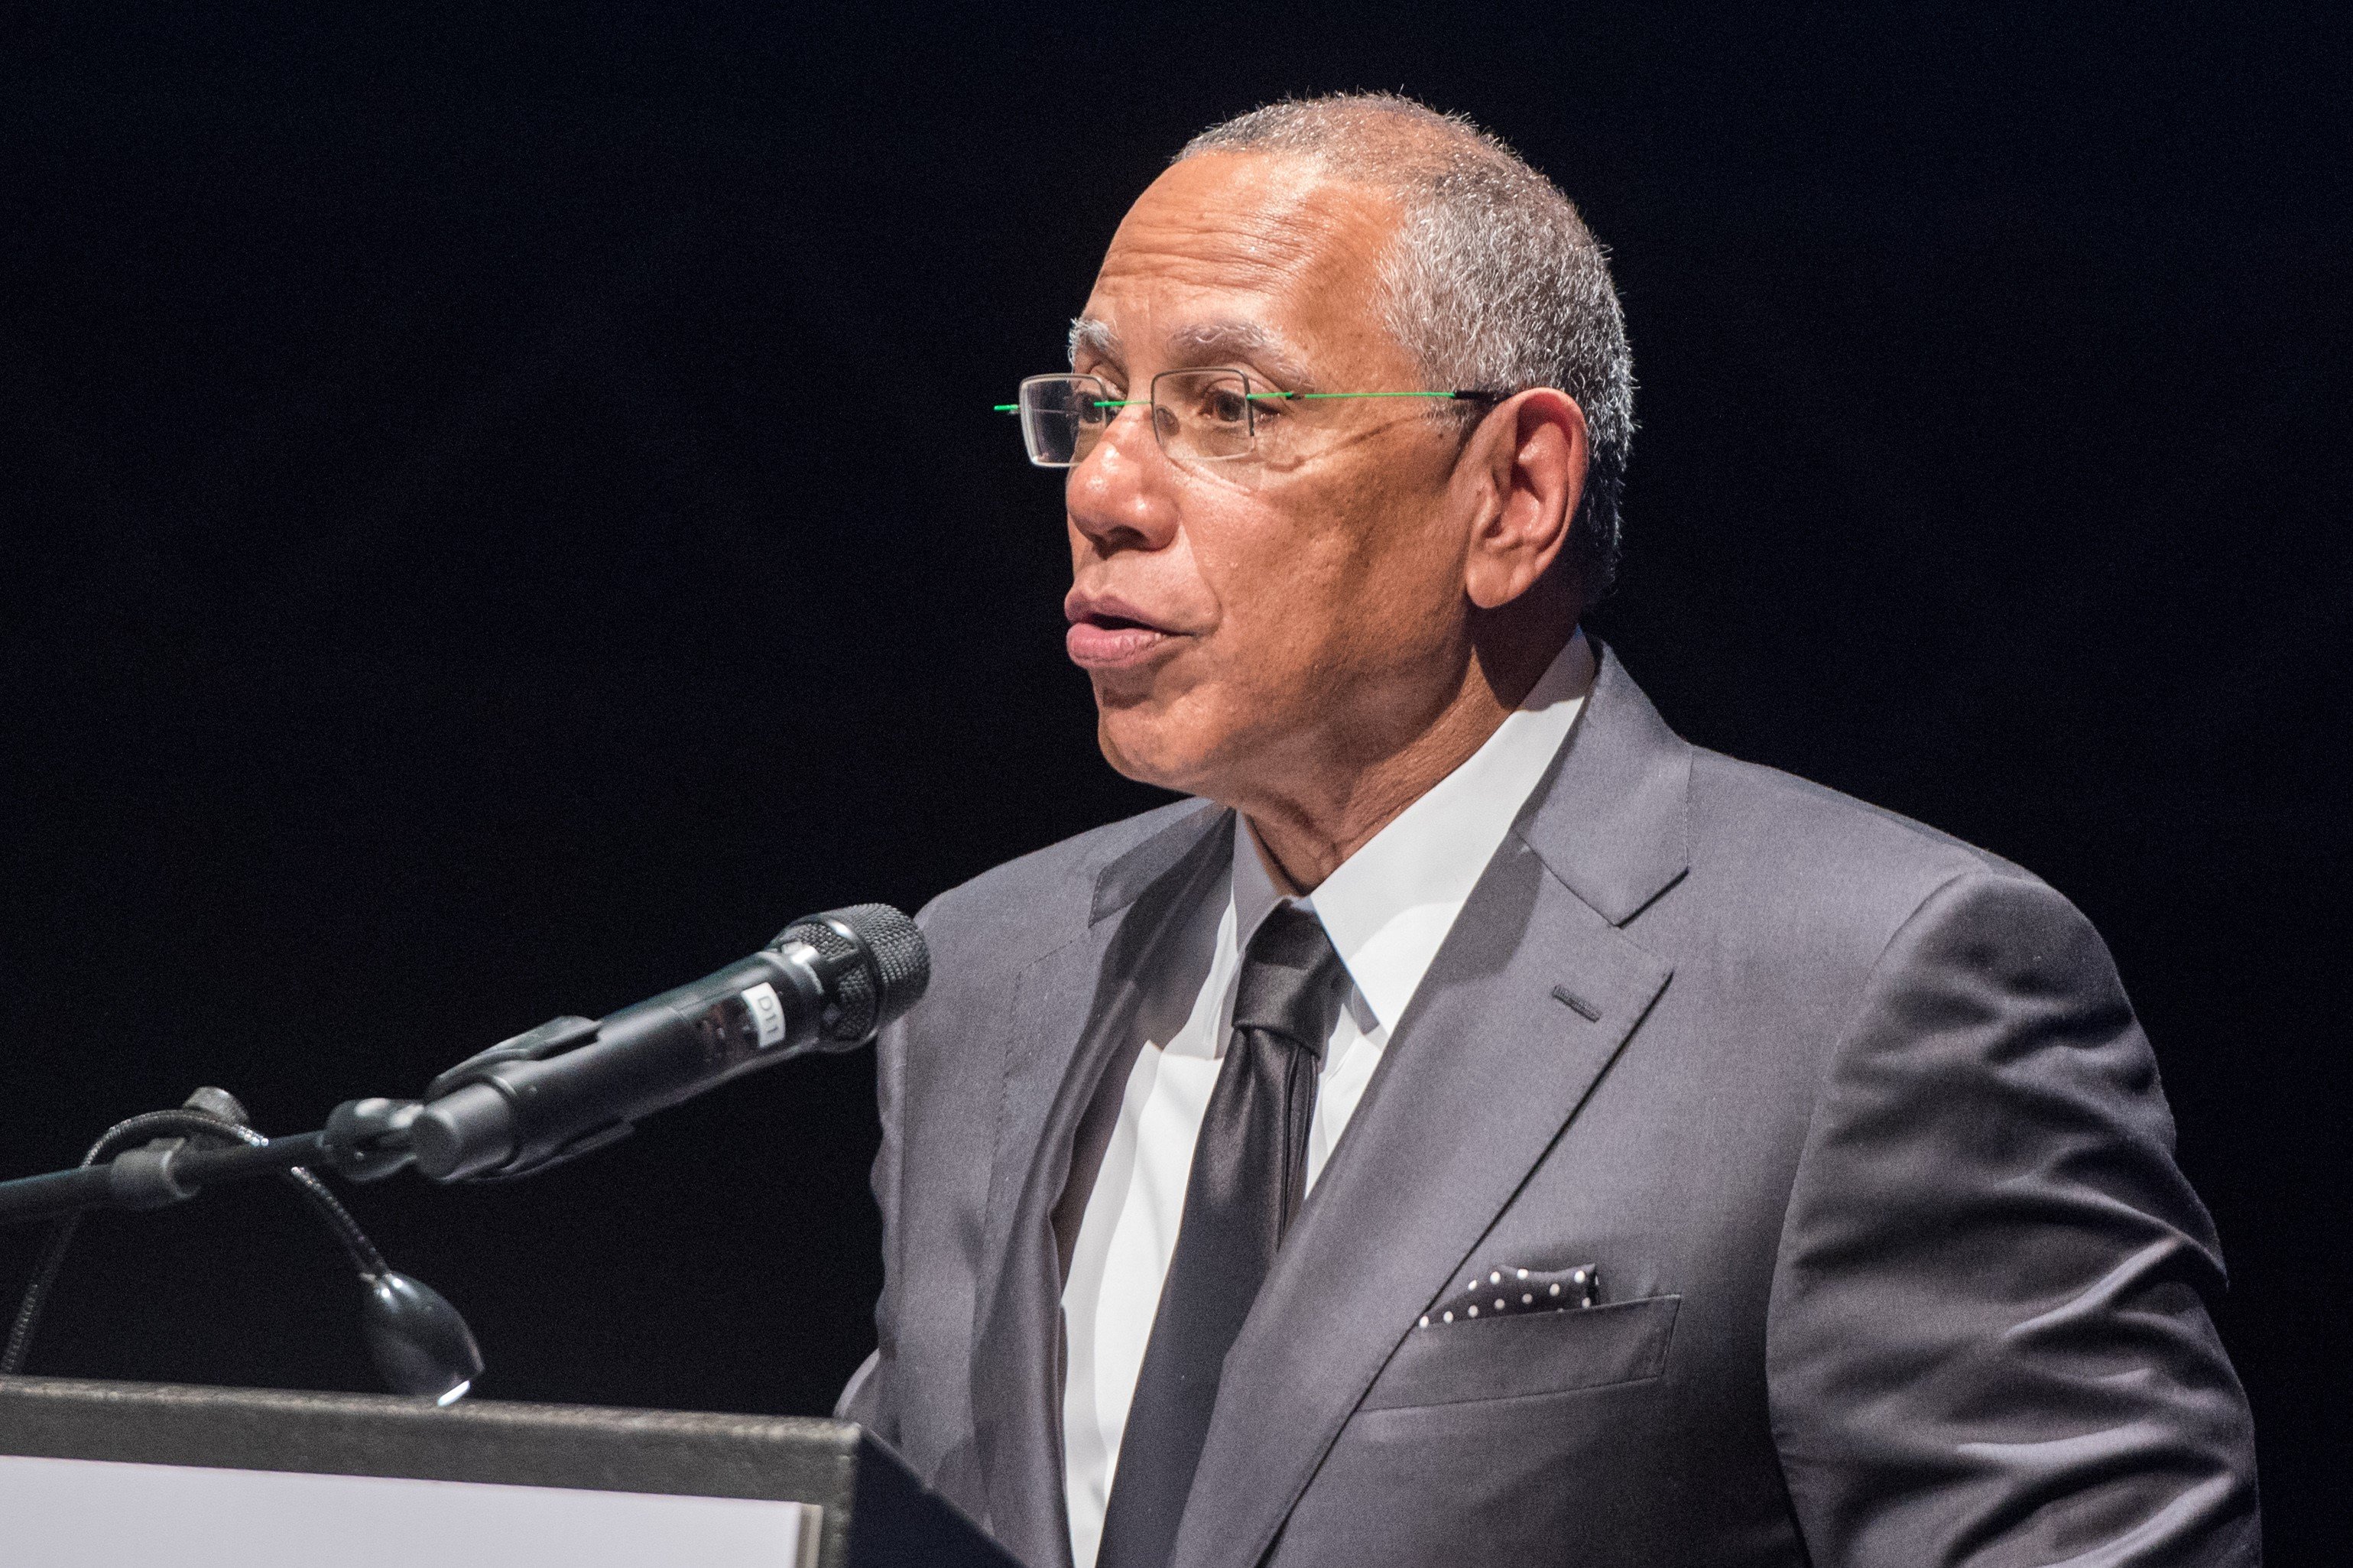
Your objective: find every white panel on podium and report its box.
[0,1453,822,1568]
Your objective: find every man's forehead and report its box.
[1102,152,1371,279]
[1078,153,1405,377]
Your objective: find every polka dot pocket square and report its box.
[1420,1263,1602,1328]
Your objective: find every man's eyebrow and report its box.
[1167,320,1318,389]
[1066,315,1318,390]
[1069,317,1119,366]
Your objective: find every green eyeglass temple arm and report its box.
[991,389,1505,413]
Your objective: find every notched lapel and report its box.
[969,804,1232,1568]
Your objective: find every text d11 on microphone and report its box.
[347,905,928,1183]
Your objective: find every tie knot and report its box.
[1232,904,1344,1057]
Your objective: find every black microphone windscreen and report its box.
[774,904,929,1044]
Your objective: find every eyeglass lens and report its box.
[1015,375,1109,466]
[1015,371,1260,468]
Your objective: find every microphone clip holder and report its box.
[319,1097,426,1183]
[423,1015,601,1102]
[408,1014,634,1183]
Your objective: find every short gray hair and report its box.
[1180,93,1634,603]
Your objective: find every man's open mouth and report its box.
[1066,611,1178,669]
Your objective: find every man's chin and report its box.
[1093,708,1219,797]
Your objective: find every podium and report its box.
[0,1374,1014,1568]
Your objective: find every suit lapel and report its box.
[969,803,1234,1568]
[1170,644,1692,1568]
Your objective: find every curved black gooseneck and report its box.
[2,1089,482,1402]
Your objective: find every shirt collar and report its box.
[1231,628,1596,1031]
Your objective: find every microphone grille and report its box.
[774,903,930,1046]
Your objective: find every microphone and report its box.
[406,904,927,1183]
[2,1089,485,1404]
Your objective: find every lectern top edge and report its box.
[0,1375,1017,1568]
[0,1373,859,1503]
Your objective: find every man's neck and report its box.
[1240,629,1588,892]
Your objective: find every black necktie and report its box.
[1095,904,1345,1568]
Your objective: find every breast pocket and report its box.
[1358,1294,1681,1411]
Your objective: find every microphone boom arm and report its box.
[0,1130,333,1229]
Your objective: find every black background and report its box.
[3,3,2345,1556]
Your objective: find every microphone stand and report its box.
[0,1094,482,1400]
[0,1131,333,1227]
[0,1096,418,1230]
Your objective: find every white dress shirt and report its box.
[1059,630,1598,1568]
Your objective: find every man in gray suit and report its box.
[840,94,2259,1566]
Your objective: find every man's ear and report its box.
[1462,388,1588,611]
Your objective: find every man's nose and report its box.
[1066,406,1178,554]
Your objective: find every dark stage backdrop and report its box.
[3,4,2346,1556]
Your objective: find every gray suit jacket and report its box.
[843,645,2259,1566]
